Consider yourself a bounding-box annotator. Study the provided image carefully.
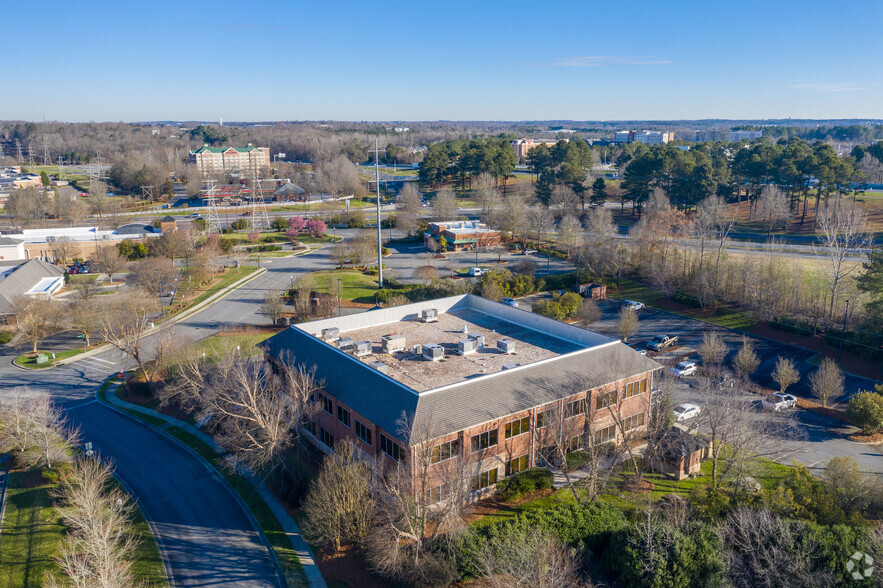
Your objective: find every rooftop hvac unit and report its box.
[458,338,478,355]
[502,363,522,371]
[421,308,439,323]
[321,327,340,342]
[468,333,486,347]
[412,344,423,355]
[353,340,372,357]
[338,337,355,350]
[381,333,406,354]
[369,361,388,374]
[422,343,444,361]
[497,339,516,354]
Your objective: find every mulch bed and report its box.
[313,544,388,588]
[794,397,852,424]
[848,431,883,444]
[623,478,655,494]
[462,488,557,524]
[25,469,46,488]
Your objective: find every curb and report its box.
[57,267,267,367]
[113,471,175,588]
[97,380,324,587]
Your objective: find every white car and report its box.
[669,361,698,377]
[468,267,483,277]
[500,297,518,307]
[622,300,645,311]
[523,249,537,255]
[762,393,797,412]
[188,213,202,219]
[673,403,701,422]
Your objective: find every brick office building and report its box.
[261,294,660,500]
[425,221,502,252]
[189,144,270,175]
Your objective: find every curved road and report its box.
[1,246,334,586]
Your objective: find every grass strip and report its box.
[15,348,86,369]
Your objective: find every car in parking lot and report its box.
[622,300,645,311]
[647,334,678,352]
[499,297,518,307]
[673,403,701,421]
[761,393,797,412]
[669,361,698,377]
[630,344,648,356]
[523,249,537,255]
[715,371,736,387]
[468,267,483,277]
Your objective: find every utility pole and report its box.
[368,139,384,288]
[837,299,850,362]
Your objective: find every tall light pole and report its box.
[374,139,384,288]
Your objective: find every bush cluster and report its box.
[532,291,582,320]
[495,468,553,501]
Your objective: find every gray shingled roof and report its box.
[0,259,65,314]
[0,236,23,245]
[656,426,709,457]
[261,327,662,445]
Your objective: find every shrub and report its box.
[41,467,61,484]
[0,331,12,345]
[496,468,553,501]
[230,218,248,230]
[247,244,282,253]
[846,389,883,434]
[271,217,288,231]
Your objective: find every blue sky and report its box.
[4,0,882,122]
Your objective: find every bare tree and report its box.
[98,290,164,384]
[472,527,584,588]
[698,331,727,376]
[128,257,178,301]
[772,356,800,394]
[731,336,760,384]
[12,296,62,353]
[289,272,317,321]
[301,441,375,551]
[809,357,844,408]
[395,183,422,236]
[816,205,872,319]
[556,214,581,256]
[67,299,103,347]
[511,257,538,276]
[758,186,792,239]
[413,265,439,285]
[617,308,639,343]
[528,205,555,245]
[432,188,458,221]
[575,298,601,328]
[384,294,410,307]
[259,289,286,325]
[49,236,76,265]
[94,245,128,284]
[47,457,142,588]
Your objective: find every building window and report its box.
[505,455,529,477]
[471,468,498,492]
[595,424,616,444]
[624,380,646,399]
[596,390,617,410]
[623,413,646,432]
[428,481,455,504]
[304,419,315,436]
[337,406,351,428]
[431,439,461,464]
[318,392,333,414]
[470,429,498,453]
[536,409,551,429]
[319,427,334,449]
[564,399,585,418]
[504,416,530,439]
[355,420,372,446]
[380,433,406,462]
[566,434,584,453]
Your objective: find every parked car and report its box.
[647,334,678,352]
[500,297,518,307]
[188,213,202,219]
[523,249,537,255]
[762,393,797,412]
[468,267,483,277]
[669,361,698,377]
[622,300,645,311]
[673,403,701,421]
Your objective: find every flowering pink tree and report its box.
[288,217,307,234]
[247,231,260,244]
[285,227,301,243]
[306,219,326,238]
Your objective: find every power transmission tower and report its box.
[248,173,270,231]
[140,185,154,202]
[42,136,50,165]
[204,179,222,233]
[26,143,36,167]
[14,140,23,163]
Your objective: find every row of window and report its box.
[380,433,406,462]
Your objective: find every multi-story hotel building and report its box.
[188,144,270,175]
[261,294,660,500]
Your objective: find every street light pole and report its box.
[373,139,384,288]
[838,299,850,362]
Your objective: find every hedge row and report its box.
[495,468,553,501]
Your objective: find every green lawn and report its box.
[0,470,167,588]
[310,270,382,304]
[163,427,308,587]
[177,266,259,310]
[15,348,87,369]
[196,332,277,357]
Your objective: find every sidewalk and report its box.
[100,383,325,588]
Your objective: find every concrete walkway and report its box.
[101,382,326,588]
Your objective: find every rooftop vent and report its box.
[381,333,406,354]
[422,343,444,361]
[321,327,340,342]
[353,340,372,357]
[338,337,355,350]
[468,334,486,347]
[369,361,388,374]
[502,363,522,371]
[497,339,516,354]
[458,338,478,355]
[412,344,423,355]
[421,308,439,323]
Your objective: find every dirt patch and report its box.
[25,469,47,488]
[462,488,557,524]
[314,544,388,588]
[849,431,883,444]
[624,478,656,494]
[794,397,852,424]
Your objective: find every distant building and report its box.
[0,225,159,263]
[0,166,44,191]
[510,138,567,162]
[189,144,270,174]
[631,131,674,145]
[426,221,502,252]
[614,131,633,144]
[695,129,763,142]
[0,259,66,321]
